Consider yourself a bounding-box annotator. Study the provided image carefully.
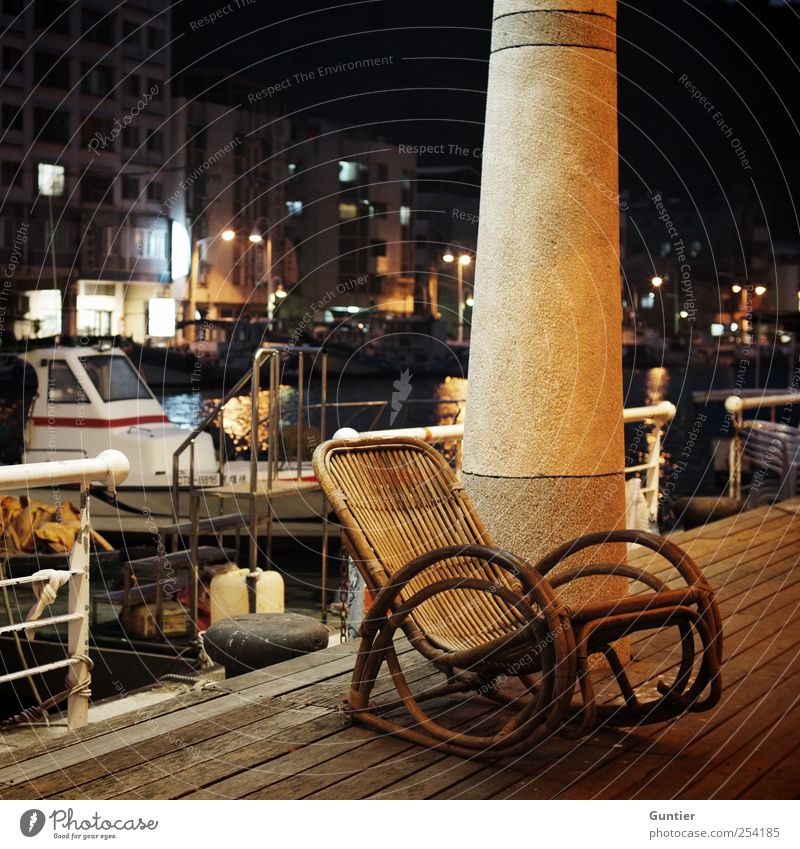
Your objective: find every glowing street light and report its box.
[731,284,742,294]
[221,229,236,241]
[651,276,663,288]
[443,250,473,342]
[754,285,767,296]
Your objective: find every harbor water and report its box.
[161,362,800,515]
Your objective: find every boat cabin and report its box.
[22,345,217,487]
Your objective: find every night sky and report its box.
[171,0,800,239]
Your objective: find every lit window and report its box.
[338,203,358,220]
[285,200,303,217]
[133,227,166,259]
[399,205,411,225]
[338,161,359,183]
[38,163,65,196]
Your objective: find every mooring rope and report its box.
[0,654,93,729]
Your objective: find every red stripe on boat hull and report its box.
[32,415,171,428]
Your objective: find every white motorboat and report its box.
[15,344,322,536]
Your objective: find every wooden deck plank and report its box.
[179,666,452,800]
[1,503,797,800]
[0,634,364,772]
[737,740,800,799]
[0,640,415,790]
[533,629,800,799]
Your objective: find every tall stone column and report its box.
[463,0,628,610]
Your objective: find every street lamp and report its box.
[216,220,277,322]
[443,250,472,342]
[245,218,276,323]
[651,274,679,336]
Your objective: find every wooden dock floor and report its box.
[1,498,799,800]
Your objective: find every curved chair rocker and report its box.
[313,436,723,759]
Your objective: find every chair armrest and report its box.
[533,529,711,593]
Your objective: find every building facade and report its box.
[1,0,181,343]
[414,164,480,332]
[174,88,292,323]
[284,119,416,321]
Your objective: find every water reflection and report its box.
[162,377,466,458]
[157,362,789,499]
[436,376,467,425]
[646,367,670,407]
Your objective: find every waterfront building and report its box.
[413,164,480,328]
[173,72,293,324]
[284,118,417,321]
[0,0,182,343]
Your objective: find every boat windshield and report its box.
[80,354,152,402]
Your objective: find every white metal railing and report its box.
[725,392,799,498]
[0,450,129,730]
[334,400,676,525]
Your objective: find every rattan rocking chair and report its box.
[313,436,722,758]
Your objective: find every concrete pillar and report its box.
[463,0,628,612]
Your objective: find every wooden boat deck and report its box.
[1,498,799,800]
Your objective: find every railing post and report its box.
[644,419,663,523]
[265,352,278,568]
[248,349,265,610]
[296,351,304,481]
[729,411,743,499]
[67,485,91,730]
